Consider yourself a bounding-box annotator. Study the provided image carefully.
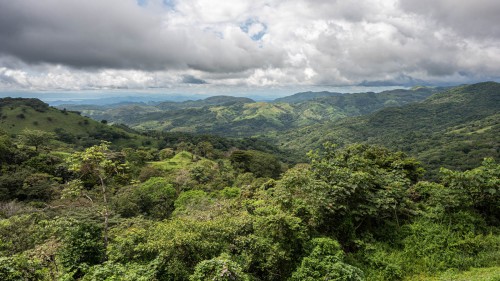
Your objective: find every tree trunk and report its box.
[99,176,109,260]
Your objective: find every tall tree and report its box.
[65,142,129,251]
[18,129,55,151]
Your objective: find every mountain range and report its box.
[2,82,498,176]
[57,87,443,136]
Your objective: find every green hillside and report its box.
[279,82,500,176]
[59,87,439,137]
[61,103,163,126]
[0,97,152,148]
[149,151,196,172]
[272,91,343,103]
[157,95,255,110]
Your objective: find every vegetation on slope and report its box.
[58,87,439,137]
[0,97,151,148]
[0,136,498,280]
[279,82,500,177]
[0,82,498,280]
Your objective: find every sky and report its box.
[0,0,500,96]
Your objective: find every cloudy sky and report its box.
[1,0,499,94]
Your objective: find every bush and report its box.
[82,261,155,281]
[138,166,163,182]
[0,255,47,281]
[190,254,250,281]
[138,177,177,219]
[59,221,105,279]
[230,150,283,179]
[401,217,500,274]
[174,190,212,216]
[290,238,364,281]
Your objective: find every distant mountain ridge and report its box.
[278,81,500,176]
[157,95,255,110]
[272,91,343,103]
[58,87,440,136]
[48,94,207,106]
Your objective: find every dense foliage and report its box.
[280,82,500,178]
[0,82,499,280]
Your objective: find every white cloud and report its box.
[0,0,500,91]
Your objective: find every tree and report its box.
[278,143,423,241]
[18,129,55,151]
[414,158,500,224]
[290,238,364,281]
[19,173,56,201]
[59,221,105,279]
[274,164,329,228]
[0,255,46,281]
[0,132,14,165]
[230,150,282,179]
[159,148,175,160]
[234,205,308,280]
[136,177,177,219]
[65,142,129,250]
[190,254,250,281]
[195,141,215,159]
[173,190,212,217]
[439,158,500,224]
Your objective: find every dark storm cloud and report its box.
[0,0,167,69]
[0,0,281,72]
[181,75,207,84]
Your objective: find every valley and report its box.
[0,82,499,281]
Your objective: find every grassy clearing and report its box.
[149,151,194,172]
[1,105,98,135]
[0,103,154,148]
[408,266,500,281]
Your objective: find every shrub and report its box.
[190,254,250,281]
[290,238,364,281]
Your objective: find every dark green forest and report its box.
[0,82,499,280]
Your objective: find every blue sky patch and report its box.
[240,18,267,41]
[163,0,176,9]
[136,0,148,7]
[136,0,175,10]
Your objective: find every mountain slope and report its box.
[58,88,439,137]
[272,91,343,103]
[156,95,255,110]
[279,82,500,175]
[0,98,150,147]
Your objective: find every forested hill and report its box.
[157,95,255,110]
[0,97,151,148]
[279,81,500,175]
[272,91,343,103]
[271,86,444,104]
[57,87,439,136]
